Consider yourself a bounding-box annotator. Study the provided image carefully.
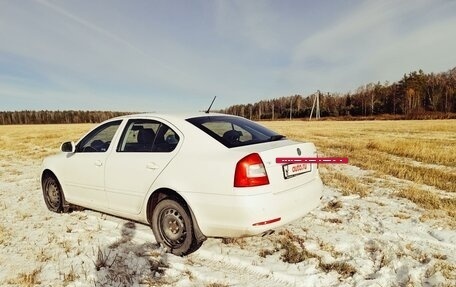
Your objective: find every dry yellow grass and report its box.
[206,284,230,287]
[277,229,356,277]
[425,260,456,281]
[262,119,455,158]
[396,186,456,221]
[263,119,455,225]
[7,268,42,287]
[321,200,343,212]
[0,224,10,245]
[0,124,93,161]
[319,167,369,197]
[397,186,444,209]
[1,120,454,216]
[262,120,456,193]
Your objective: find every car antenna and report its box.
[205,96,217,114]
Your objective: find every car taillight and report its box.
[234,153,269,187]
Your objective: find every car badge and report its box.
[297,148,301,156]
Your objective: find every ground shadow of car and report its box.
[93,222,170,286]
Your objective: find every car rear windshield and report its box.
[186,115,285,148]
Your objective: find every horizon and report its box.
[1,0,456,112]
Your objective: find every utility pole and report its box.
[272,102,274,120]
[290,97,292,120]
[309,93,316,120]
[309,91,321,120]
[258,102,262,120]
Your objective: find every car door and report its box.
[105,118,181,215]
[61,120,123,209]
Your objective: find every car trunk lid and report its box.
[234,139,319,192]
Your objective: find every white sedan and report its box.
[41,113,323,255]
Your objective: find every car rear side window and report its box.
[117,119,180,152]
[186,116,284,148]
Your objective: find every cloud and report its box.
[368,8,456,80]
[1,0,455,112]
[286,0,456,92]
[0,1,318,110]
[0,0,283,111]
[214,1,285,51]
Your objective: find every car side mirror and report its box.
[61,141,76,153]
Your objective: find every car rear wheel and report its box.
[42,175,64,213]
[151,198,202,256]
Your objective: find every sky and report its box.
[1,0,456,112]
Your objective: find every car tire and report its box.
[42,175,64,213]
[151,198,202,256]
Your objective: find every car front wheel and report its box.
[42,175,64,213]
[151,198,202,256]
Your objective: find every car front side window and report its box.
[117,119,180,152]
[77,120,122,153]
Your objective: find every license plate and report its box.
[283,163,311,179]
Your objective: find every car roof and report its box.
[112,112,241,122]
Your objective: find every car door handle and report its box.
[94,160,103,167]
[146,162,159,170]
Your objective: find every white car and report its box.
[41,113,323,255]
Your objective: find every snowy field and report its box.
[1,159,455,287]
[1,121,455,286]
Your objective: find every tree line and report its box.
[2,67,455,124]
[220,67,456,120]
[0,110,131,125]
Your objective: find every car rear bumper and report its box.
[186,176,323,238]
